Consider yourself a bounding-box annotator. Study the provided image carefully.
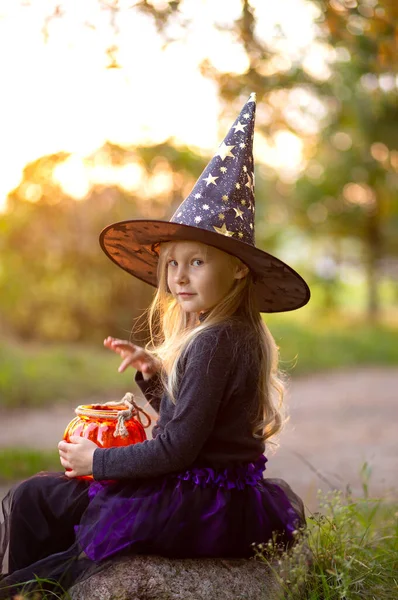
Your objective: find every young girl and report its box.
[0,93,310,597]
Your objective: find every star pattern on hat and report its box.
[203,173,218,186]
[213,223,234,237]
[233,121,247,133]
[216,143,236,161]
[170,93,257,244]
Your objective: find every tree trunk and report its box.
[365,198,382,321]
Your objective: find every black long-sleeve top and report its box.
[92,318,265,481]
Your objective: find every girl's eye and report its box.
[167,258,203,267]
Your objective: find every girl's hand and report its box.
[58,437,97,478]
[103,337,160,379]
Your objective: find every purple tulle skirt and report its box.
[0,455,305,597]
[76,455,305,561]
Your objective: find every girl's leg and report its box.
[8,472,90,572]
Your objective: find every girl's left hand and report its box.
[58,436,97,478]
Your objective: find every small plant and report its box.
[252,526,311,598]
[253,488,398,599]
[1,575,71,600]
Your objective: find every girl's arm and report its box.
[92,325,236,481]
[135,370,163,413]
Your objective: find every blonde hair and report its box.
[142,241,287,444]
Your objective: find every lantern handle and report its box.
[106,392,152,435]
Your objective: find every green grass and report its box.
[253,491,398,599]
[0,312,397,408]
[0,341,133,408]
[266,311,398,376]
[0,448,61,483]
[0,574,70,599]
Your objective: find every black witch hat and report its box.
[100,93,310,312]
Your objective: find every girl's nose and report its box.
[175,265,189,284]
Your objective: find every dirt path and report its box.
[1,367,397,511]
[266,366,398,511]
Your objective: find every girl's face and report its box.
[164,241,248,314]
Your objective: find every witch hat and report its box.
[100,93,310,312]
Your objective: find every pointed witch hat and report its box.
[99,93,310,313]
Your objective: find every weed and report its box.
[253,490,398,599]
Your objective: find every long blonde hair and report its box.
[142,241,287,444]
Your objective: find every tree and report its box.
[9,0,398,320]
[0,141,207,341]
[198,0,398,317]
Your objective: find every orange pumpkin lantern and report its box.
[63,393,151,479]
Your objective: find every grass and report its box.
[0,449,61,484]
[253,489,398,599]
[0,342,132,409]
[0,576,71,599]
[0,311,397,409]
[266,310,398,376]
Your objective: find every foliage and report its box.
[0,313,396,409]
[204,0,398,317]
[2,0,397,343]
[0,340,133,408]
[314,0,398,74]
[0,574,70,599]
[0,449,61,483]
[267,311,398,375]
[294,1,398,317]
[0,143,207,341]
[254,490,398,599]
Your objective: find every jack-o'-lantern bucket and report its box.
[63,393,151,479]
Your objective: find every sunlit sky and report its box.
[0,0,327,210]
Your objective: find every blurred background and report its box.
[0,0,397,510]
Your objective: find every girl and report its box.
[0,93,310,598]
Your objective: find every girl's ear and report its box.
[234,263,250,280]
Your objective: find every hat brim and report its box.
[99,220,310,313]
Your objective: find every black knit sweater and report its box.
[92,318,265,480]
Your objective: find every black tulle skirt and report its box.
[0,455,305,598]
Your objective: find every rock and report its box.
[69,555,282,600]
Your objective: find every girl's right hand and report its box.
[104,337,160,380]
